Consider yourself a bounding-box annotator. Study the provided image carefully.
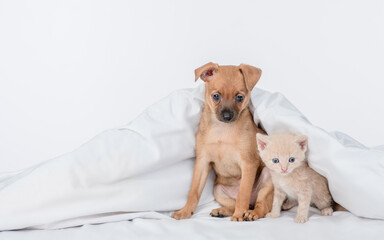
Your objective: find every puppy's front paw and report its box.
[243,210,260,221]
[266,212,280,218]
[230,211,245,222]
[210,207,233,218]
[294,215,308,223]
[172,209,193,220]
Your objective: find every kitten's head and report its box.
[256,132,308,175]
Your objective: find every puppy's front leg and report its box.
[243,177,274,221]
[231,164,257,221]
[172,157,210,220]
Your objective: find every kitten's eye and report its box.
[289,157,295,163]
[212,93,221,102]
[235,94,244,102]
[272,158,279,164]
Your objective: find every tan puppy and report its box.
[172,63,274,221]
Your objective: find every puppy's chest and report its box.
[204,123,242,144]
[201,125,244,176]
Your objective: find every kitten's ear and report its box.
[296,135,308,152]
[256,133,269,152]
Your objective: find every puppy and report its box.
[172,63,274,221]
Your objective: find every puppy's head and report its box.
[195,62,262,123]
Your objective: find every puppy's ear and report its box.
[194,62,219,82]
[296,135,308,152]
[256,133,269,152]
[239,64,262,91]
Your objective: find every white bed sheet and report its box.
[1,201,383,240]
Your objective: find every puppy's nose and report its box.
[222,111,233,121]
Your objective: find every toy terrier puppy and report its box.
[172,63,273,221]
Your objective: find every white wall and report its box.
[1,0,383,172]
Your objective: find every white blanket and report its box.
[1,85,383,231]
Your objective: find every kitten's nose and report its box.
[281,168,288,173]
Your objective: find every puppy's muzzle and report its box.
[220,109,234,123]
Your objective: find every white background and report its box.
[1,0,383,172]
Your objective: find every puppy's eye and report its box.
[272,158,279,164]
[235,94,244,102]
[289,157,295,163]
[212,93,221,102]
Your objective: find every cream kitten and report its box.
[256,132,333,223]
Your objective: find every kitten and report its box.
[256,132,333,223]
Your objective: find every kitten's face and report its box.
[257,133,308,175]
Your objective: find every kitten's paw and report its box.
[210,207,233,218]
[172,208,193,220]
[294,215,308,223]
[321,207,333,216]
[243,210,260,221]
[266,212,280,218]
